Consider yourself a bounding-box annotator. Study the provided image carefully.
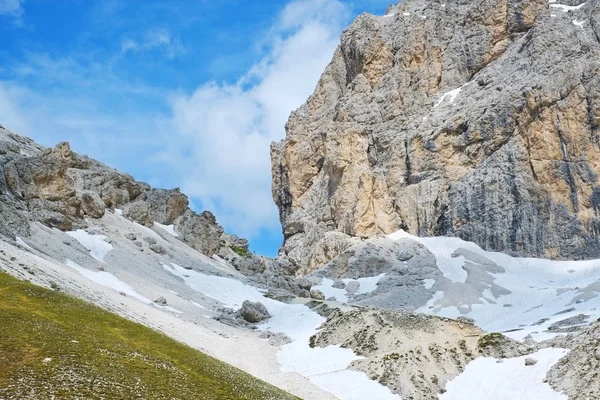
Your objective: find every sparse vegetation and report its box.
[230,245,252,258]
[477,332,505,348]
[0,272,298,399]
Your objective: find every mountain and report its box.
[271,0,600,274]
[2,0,600,399]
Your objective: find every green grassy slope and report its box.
[0,271,299,400]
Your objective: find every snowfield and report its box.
[439,348,569,400]
[389,229,600,340]
[66,229,113,262]
[312,274,386,302]
[161,263,400,399]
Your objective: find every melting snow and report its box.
[154,222,179,237]
[312,274,386,302]
[433,85,465,108]
[66,230,113,262]
[65,260,151,303]
[422,279,436,289]
[15,236,34,252]
[550,2,586,12]
[389,229,600,340]
[161,263,400,399]
[440,348,569,399]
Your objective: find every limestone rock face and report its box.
[0,127,236,257]
[272,0,600,272]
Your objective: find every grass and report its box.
[0,271,299,400]
[230,245,252,258]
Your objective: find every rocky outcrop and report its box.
[0,127,237,257]
[547,321,600,399]
[272,0,600,272]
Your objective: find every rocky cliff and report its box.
[0,126,238,257]
[272,0,600,273]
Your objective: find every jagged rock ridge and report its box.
[0,127,238,256]
[271,0,600,273]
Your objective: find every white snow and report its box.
[65,260,151,303]
[311,370,401,400]
[154,222,179,237]
[153,303,183,314]
[114,208,123,215]
[550,2,586,12]
[573,19,585,27]
[389,229,600,340]
[433,86,464,108]
[422,279,436,289]
[66,230,113,262]
[439,348,569,400]
[389,230,468,283]
[191,301,206,309]
[15,236,34,252]
[314,278,349,302]
[551,14,557,17]
[312,274,386,302]
[403,12,410,16]
[161,263,400,399]
[383,13,395,18]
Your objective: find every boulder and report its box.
[79,190,105,218]
[346,281,360,294]
[240,300,271,323]
[310,289,325,300]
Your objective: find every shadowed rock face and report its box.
[272,0,600,272]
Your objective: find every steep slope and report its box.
[0,272,297,400]
[271,0,600,273]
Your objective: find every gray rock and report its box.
[332,280,346,289]
[310,289,326,300]
[149,244,167,255]
[346,281,360,294]
[240,300,271,323]
[79,190,105,218]
[125,233,137,241]
[525,358,538,366]
[154,296,167,305]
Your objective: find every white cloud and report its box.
[166,0,349,237]
[121,29,185,59]
[0,0,24,25]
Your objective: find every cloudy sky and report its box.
[0,0,391,256]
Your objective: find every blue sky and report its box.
[0,0,391,257]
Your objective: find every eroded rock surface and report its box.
[272,0,600,272]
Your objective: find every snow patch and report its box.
[550,2,586,12]
[16,236,34,252]
[311,370,400,400]
[434,86,464,108]
[422,279,436,290]
[389,229,600,340]
[312,274,386,302]
[66,230,113,262]
[161,263,399,399]
[114,208,123,215]
[439,348,569,399]
[65,260,151,303]
[403,12,410,16]
[154,222,179,237]
[573,19,585,27]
